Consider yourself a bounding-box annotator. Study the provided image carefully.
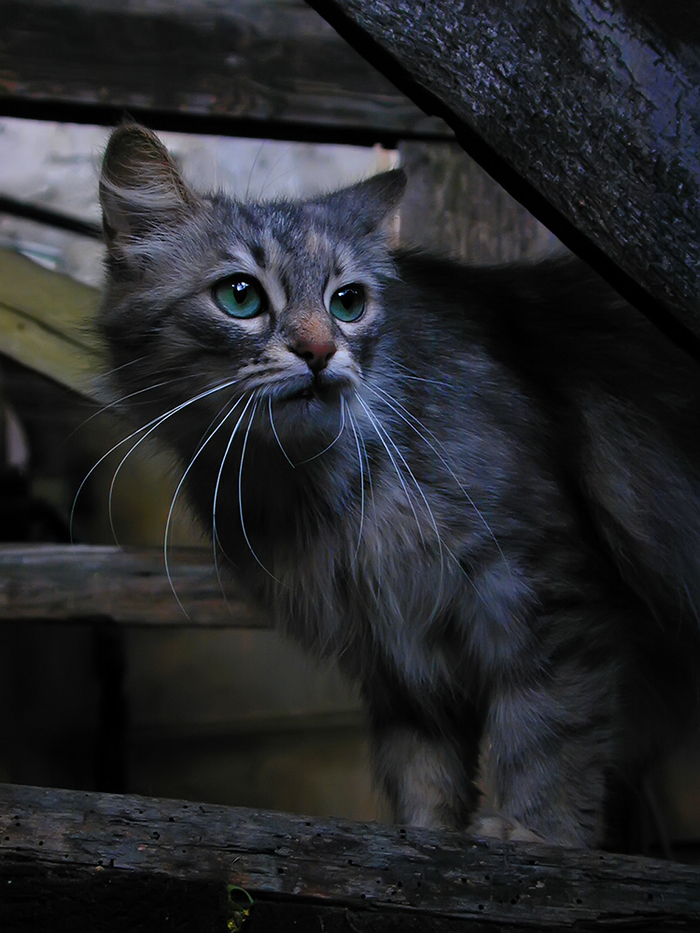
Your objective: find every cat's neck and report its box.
[183,424,362,560]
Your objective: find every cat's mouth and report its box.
[275,372,348,405]
[260,373,349,448]
[287,385,316,401]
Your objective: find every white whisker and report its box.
[355,409,380,594]
[366,382,511,578]
[107,382,242,545]
[354,394,425,548]
[108,392,234,545]
[211,392,261,607]
[296,395,347,465]
[386,357,453,389]
[237,395,287,585]
[68,374,194,440]
[356,394,446,619]
[71,377,240,543]
[245,140,266,200]
[163,391,252,619]
[211,393,256,562]
[268,394,296,468]
[347,405,365,563]
[100,355,151,378]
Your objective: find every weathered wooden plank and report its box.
[0,0,450,143]
[398,141,561,263]
[307,0,700,345]
[0,248,103,401]
[0,193,103,240]
[0,782,698,929]
[0,545,269,628]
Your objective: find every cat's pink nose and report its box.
[291,339,337,373]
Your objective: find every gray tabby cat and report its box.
[98,124,700,849]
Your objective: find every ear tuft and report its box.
[360,168,408,215]
[311,168,407,235]
[100,124,196,242]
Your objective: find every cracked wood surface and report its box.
[0,545,268,627]
[0,783,699,929]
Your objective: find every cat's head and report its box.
[98,124,406,449]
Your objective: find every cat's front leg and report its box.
[370,723,480,830]
[476,668,617,847]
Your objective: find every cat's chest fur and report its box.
[196,388,565,703]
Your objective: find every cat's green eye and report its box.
[212,275,265,319]
[330,285,365,323]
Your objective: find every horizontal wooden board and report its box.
[0,0,450,143]
[0,782,699,929]
[0,545,269,627]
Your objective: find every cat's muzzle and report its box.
[277,369,348,404]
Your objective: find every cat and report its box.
[97,124,700,849]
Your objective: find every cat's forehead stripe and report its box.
[217,201,382,305]
[305,228,330,257]
[250,241,266,269]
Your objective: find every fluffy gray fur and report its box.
[98,125,700,848]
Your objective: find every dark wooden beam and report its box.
[0,195,102,240]
[305,0,700,349]
[1,783,699,930]
[0,545,269,627]
[0,0,450,145]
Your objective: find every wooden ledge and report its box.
[0,544,269,627]
[0,783,699,930]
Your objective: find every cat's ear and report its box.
[99,124,198,244]
[315,169,407,234]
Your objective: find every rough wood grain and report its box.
[0,783,699,929]
[398,141,561,263]
[307,0,700,347]
[0,545,269,627]
[0,248,103,401]
[0,0,449,143]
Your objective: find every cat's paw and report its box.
[469,812,546,844]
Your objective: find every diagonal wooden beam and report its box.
[306,0,700,348]
[0,248,103,401]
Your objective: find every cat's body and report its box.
[98,126,700,848]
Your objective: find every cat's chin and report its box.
[271,369,353,404]
[283,385,321,402]
[261,384,349,451]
